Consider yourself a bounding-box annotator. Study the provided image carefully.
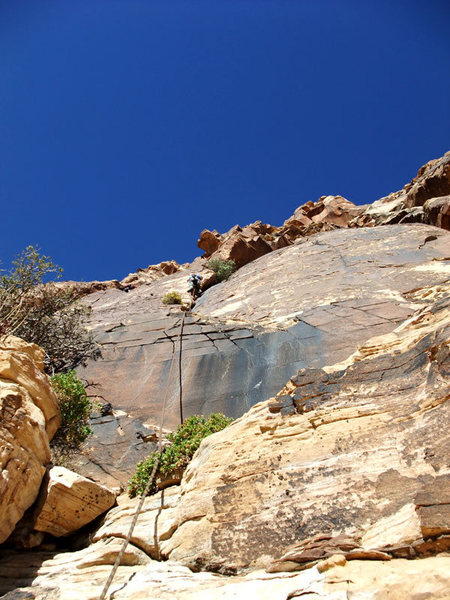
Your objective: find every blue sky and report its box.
[1,0,449,281]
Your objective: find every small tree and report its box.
[0,246,97,373]
[206,258,236,282]
[50,370,94,464]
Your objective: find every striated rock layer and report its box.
[76,224,449,487]
[144,284,449,571]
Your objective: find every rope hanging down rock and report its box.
[98,310,186,600]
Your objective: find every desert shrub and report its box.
[128,413,233,497]
[0,246,97,373]
[162,290,182,305]
[206,258,236,282]
[50,370,94,464]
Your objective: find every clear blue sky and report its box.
[1,0,449,281]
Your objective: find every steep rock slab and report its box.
[32,466,116,537]
[157,288,450,570]
[0,337,60,544]
[76,225,449,487]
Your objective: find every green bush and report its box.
[51,370,94,463]
[0,246,97,373]
[206,258,236,282]
[128,413,233,497]
[162,290,183,305]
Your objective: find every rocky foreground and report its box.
[0,152,449,598]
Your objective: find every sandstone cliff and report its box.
[74,223,449,488]
[1,152,450,599]
[0,337,60,543]
[1,283,449,598]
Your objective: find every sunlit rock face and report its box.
[76,223,449,487]
[156,285,450,571]
[0,337,60,543]
[32,466,116,537]
[4,285,448,598]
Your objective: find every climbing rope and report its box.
[178,311,186,424]
[98,309,187,600]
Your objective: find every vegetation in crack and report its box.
[162,290,183,305]
[128,413,233,497]
[206,258,236,282]
[50,370,97,466]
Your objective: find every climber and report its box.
[121,284,136,293]
[187,274,202,301]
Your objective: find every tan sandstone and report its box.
[151,284,450,571]
[33,466,117,537]
[1,546,449,599]
[0,337,60,544]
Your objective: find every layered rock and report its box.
[197,195,366,267]
[358,151,450,229]
[0,337,60,543]
[121,259,183,287]
[76,224,449,487]
[1,543,449,599]
[143,284,450,571]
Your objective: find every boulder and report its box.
[0,337,60,543]
[211,221,274,268]
[33,466,117,537]
[424,195,450,230]
[197,229,222,256]
[308,195,365,226]
[197,198,366,267]
[121,260,183,286]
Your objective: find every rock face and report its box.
[0,337,60,544]
[32,466,116,537]
[424,195,450,230]
[146,284,450,571]
[76,224,449,487]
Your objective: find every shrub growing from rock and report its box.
[162,290,183,305]
[206,258,236,282]
[128,413,233,497]
[51,370,94,464]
